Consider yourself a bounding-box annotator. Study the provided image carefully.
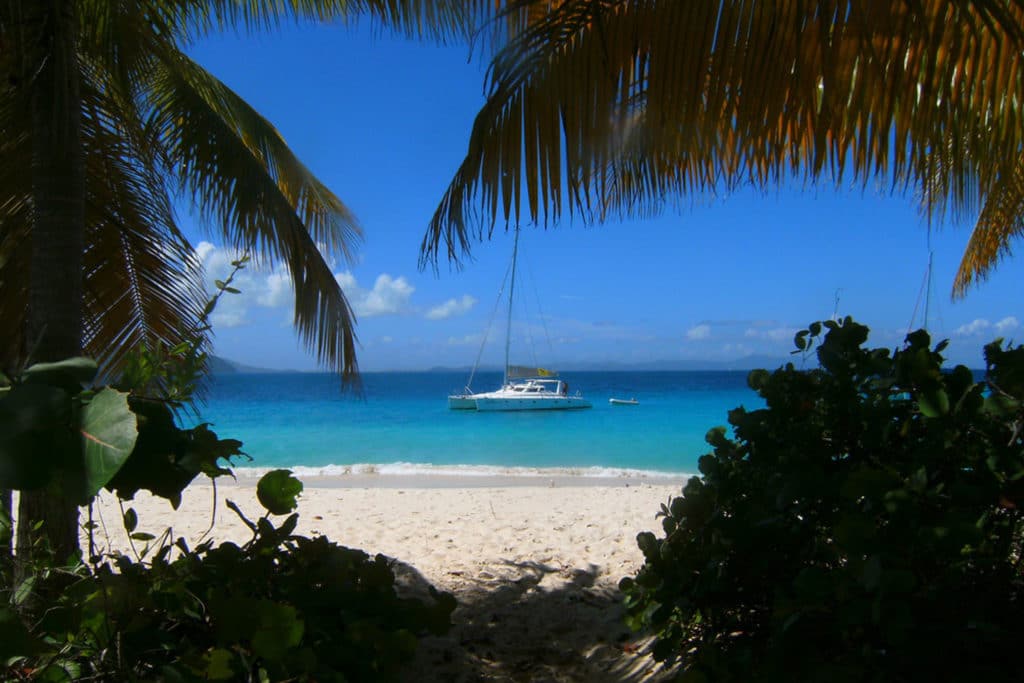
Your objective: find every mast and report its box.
[504,227,520,385]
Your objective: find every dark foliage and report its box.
[2,470,455,681]
[622,318,1024,682]
[1,265,454,680]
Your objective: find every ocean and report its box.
[197,370,764,481]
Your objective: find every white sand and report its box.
[85,477,686,682]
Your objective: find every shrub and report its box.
[2,470,455,681]
[621,318,1024,682]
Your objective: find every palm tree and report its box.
[0,0,477,561]
[421,0,1024,295]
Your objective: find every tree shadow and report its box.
[393,558,677,682]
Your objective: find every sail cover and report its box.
[507,365,558,379]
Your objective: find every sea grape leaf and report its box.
[251,602,304,661]
[80,387,138,500]
[13,576,36,606]
[105,403,240,507]
[21,357,98,393]
[918,388,950,418]
[210,596,304,662]
[257,469,303,515]
[201,648,236,680]
[0,606,41,660]
[0,383,72,490]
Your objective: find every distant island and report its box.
[425,355,796,373]
[212,354,798,374]
[207,355,285,374]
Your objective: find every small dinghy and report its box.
[609,397,639,406]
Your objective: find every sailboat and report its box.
[448,230,592,411]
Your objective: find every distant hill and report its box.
[208,355,283,374]
[559,355,796,372]
[213,356,798,375]
[422,356,795,373]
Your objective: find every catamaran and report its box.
[448,230,591,411]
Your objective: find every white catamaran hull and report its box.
[448,395,479,410]
[448,395,592,411]
[449,378,592,411]
[472,395,591,411]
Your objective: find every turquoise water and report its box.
[199,371,763,479]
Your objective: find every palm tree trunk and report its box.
[17,0,85,564]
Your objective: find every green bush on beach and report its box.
[0,273,454,681]
[622,318,1024,682]
[1,469,455,682]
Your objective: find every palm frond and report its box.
[183,0,479,43]
[953,160,1024,296]
[79,74,206,378]
[76,0,185,95]
[145,52,360,384]
[423,0,1024,275]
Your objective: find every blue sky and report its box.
[183,21,1022,372]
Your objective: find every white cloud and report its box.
[195,240,218,264]
[210,308,248,329]
[362,274,415,316]
[336,272,414,317]
[193,243,417,331]
[995,316,1020,334]
[194,242,251,328]
[334,271,357,291]
[258,271,293,307]
[686,324,711,340]
[426,295,477,320]
[955,318,991,336]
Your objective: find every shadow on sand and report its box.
[393,558,677,682]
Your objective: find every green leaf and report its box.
[257,469,303,515]
[0,503,10,538]
[202,648,237,680]
[983,394,1021,418]
[747,368,770,391]
[13,576,35,606]
[130,532,156,541]
[214,279,227,290]
[223,286,241,294]
[210,597,303,662]
[80,388,138,500]
[0,383,72,490]
[908,466,929,493]
[918,388,950,417]
[36,660,80,682]
[251,602,304,661]
[0,607,41,660]
[22,357,98,393]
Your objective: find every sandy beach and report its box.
[83,476,686,682]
